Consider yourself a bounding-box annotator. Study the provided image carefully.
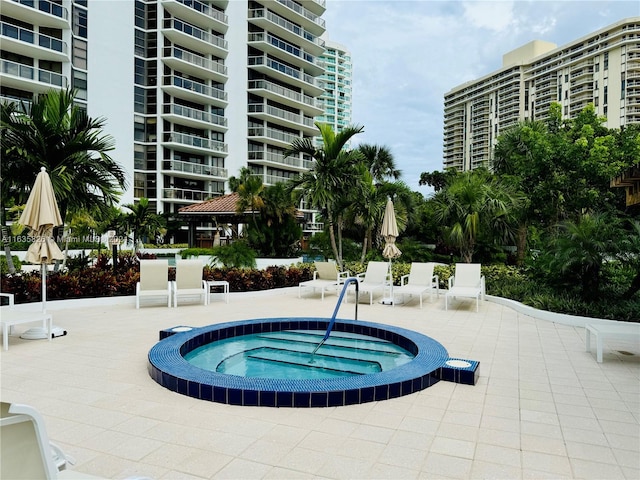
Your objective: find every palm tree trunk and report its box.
[516,223,527,266]
[360,227,372,263]
[1,225,16,274]
[327,211,341,269]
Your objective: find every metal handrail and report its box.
[310,277,359,359]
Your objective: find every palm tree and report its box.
[123,198,167,249]
[234,168,265,231]
[285,123,364,268]
[1,89,127,228]
[358,144,401,182]
[432,169,523,263]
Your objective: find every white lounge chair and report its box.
[445,263,486,312]
[0,292,53,350]
[173,259,207,307]
[298,261,349,300]
[1,401,151,479]
[395,262,439,308]
[350,261,391,305]
[136,260,171,309]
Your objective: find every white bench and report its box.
[585,322,640,363]
[0,293,53,351]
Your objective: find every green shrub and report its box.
[180,247,214,258]
[0,255,22,274]
[210,241,256,268]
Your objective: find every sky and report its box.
[322,0,640,196]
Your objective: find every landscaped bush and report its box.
[0,255,22,274]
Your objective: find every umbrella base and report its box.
[21,326,67,340]
[381,298,395,305]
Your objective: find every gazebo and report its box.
[178,192,251,248]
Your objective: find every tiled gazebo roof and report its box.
[178,192,248,216]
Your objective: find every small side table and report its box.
[206,280,229,304]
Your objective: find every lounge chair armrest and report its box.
[313,271,320,280]
[448,275,455,289]
[0,292,15,307]
[356,272,365,281]
[400,274,409,286]
[337,270,349,282]
[432,275,439,287]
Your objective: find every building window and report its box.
[72,38,87,69]
[604,52,609,70]
[73,6,88,38]
[72,70,87,100]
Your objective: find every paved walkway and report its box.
[1,288,638,479]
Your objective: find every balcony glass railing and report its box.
[1,59,66,87]
[248,32,317,66]
[175,0,228,24]
[1,22,67,54]
[12,0,68,20]
[248,56,321,88]
[164,75,227,101]
[248,104,314,127]
[247,126,299,144]
[248,150,303,168]
[165,47,227,75]
[276,0,325,29]
[163,19,227,50]
[247,80,320,108]
[166,132,228,152]
[165,159,227,177]
[163,187,213,202]
[164,103,227,127]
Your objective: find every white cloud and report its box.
[462,0,516,32]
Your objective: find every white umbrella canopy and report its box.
[380,197,401,305]
[18,167,64,314]
[381,197,401,260]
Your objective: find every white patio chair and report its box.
[395,262,439,308]
[445,263,485,312]
[136,259,171,308]
[173,259,207,307]
[298,261,349,300]
[349,261,391,305]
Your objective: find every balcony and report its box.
[163,187,216,203]
[247,32,323,76]
[0,22,68,62]
[248,8,324,56]
[248,79,322,115]
[163,103,227,131]
[4,0,69,28]
[162,47,227,82]
[162,18,227,56]
[162,75,227,106]
[161,0,228,32]
[0,59,66,92]
[248,104,317,134]
[304,222,324,232]
[251,173,296,186]
[163,159,227,179]
[270,0,326,36]
[163,132,228,155]
[248,55,323,96]
[248,126,300,148]
[248,149,308,171]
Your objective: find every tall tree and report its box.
[123,197,167,249]
[432,169,523,263]
[358,144,401,183]
[285,123,365,268]
[1,89,127,226]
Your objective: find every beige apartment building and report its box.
[443,17,640,172]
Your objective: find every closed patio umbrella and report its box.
[18,167,65,338]
[381,197,401,304]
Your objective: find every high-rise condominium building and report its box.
[315,39,352,146]
[0,0,88,107]
[443,17,640,172]
[86,0,326,239]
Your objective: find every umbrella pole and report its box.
[42,263,47,313]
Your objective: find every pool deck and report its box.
[1,288,639,479]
